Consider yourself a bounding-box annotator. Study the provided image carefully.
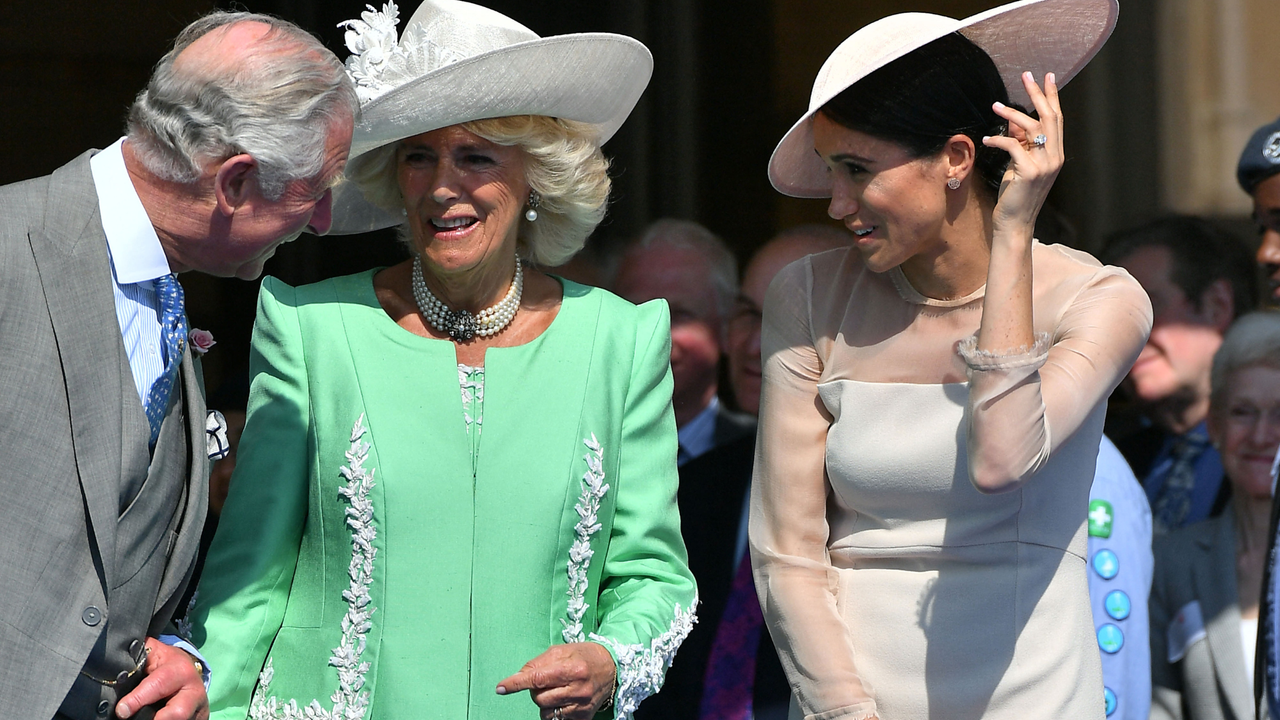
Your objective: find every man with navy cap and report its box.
[1239,117,1280,307]
[1245,117,1280,719]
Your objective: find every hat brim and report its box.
[329,32,652,235]
[768,0,1119,198]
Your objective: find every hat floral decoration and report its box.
[340,2,465,103]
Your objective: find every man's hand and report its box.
[116,637,209,720]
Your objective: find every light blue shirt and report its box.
[1088,436,1153,720]
[677,396,720,466]
[89,138,209,685]
[90,137,173,405]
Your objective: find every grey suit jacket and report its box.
[1151,509,1255,720]
[0,151,209,719]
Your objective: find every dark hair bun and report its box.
[820,32,1015,197]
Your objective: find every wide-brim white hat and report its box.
[768,0,1118,198]
[329,0,653,234]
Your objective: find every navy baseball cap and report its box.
[1237,116,1280,194]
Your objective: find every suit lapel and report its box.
[1196,512,1254,720]
[27,152,122,590]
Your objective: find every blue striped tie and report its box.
[144,273,187,448]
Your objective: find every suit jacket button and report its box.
[129,639,143,655]
[81,606,102,626]
[96,700,110,715]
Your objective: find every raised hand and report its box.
[983,71,1065,232]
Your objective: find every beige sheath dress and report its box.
[750,242,1152,720]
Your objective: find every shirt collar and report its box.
[678,396,721,461]
[90,137,172,284]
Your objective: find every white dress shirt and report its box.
[90,137,172,405]
[677,396,720,466]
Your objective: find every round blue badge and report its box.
[1097,624,1124,654]
[1104,687,1117,716]
[1105,590,1131,621]
[1092,549,1119,580]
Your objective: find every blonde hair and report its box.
[346,116,610,266]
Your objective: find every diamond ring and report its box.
[1032,133,1048,147]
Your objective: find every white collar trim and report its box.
[90,137,171,284]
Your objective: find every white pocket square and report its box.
[206,410,230,461]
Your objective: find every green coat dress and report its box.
[189,270,698,720]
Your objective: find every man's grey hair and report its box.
[126,11,359,200]
[627,219,738,322]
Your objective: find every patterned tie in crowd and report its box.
[700,552,766,720]
[144,273,187,448]
[1150,430,1210,534]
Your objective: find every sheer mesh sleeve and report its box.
[749,257,879,720]
[960,266,1153,492]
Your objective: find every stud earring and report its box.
[947,177,961,190]
[525,190,541,222]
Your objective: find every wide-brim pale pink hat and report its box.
[768,0,1119,198]
[329,0,653,233]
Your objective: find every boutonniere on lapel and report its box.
[189,329,216,355]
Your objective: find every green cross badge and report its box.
[1088,499,1114,538]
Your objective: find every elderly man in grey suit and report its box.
[0,12,356,720]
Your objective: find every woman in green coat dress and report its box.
[187,2,696,718]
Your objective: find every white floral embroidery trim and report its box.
[458,364,485,432]
[249,414,378,720]
[562,434,609,644]
[589,598,699,720]
[339,2,465,103]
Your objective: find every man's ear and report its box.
[1198,277,1236,332]
[213,154,258,216]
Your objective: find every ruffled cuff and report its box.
[588,598,698,720]
[956,332,1052,373]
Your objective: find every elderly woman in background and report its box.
[188,2,696,719]
[1150,312,1280,720]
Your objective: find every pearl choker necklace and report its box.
[411,256,523,342]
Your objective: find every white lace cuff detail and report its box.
[589,598,698,719]
[956,332,1052,372]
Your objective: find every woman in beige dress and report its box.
[750,1,1152,718]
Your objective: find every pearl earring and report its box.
[947,177,961,190]
[525,190,541,222]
